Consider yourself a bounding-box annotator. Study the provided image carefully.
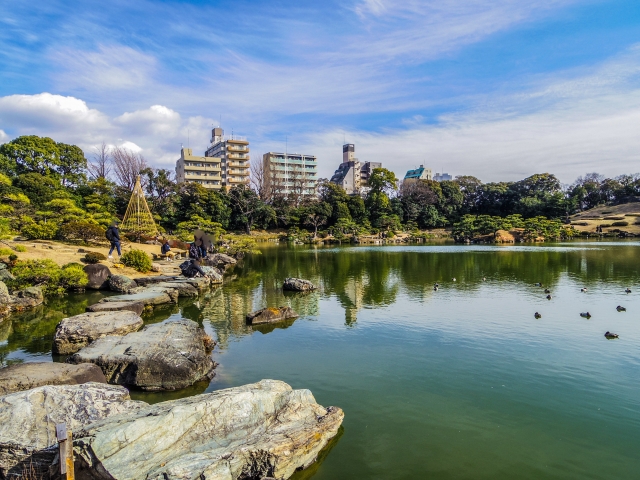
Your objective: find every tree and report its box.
[0,135,59,177]
[250,158,269,201]
[59,221,105,243]
[142,168,178,218]
[303,202,331,238]
[56,142,87,187]
[88,142,112,180]
[226,186,272,234]
[112,146,147,190]
[368,168,398,195]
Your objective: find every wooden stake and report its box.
[56,423,75,480]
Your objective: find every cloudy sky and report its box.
[1,0,640,183]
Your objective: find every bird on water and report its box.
[546,294,552,300]
[625,288,631,294]
[580,312,591,318]
[604,331,619,339]
[616,305,626,312]
[534,312,541,319]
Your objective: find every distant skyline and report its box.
[1,0,640,183]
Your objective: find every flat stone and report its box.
[155,281,199,297]
[182,277,212,290]
[10,286,44,310]
[283,277,317,292]
[53,311,144,355]
[109,274,137,293]
[246,306,299,325]
[86,301,145,316]
[83,264,112,290]
[133,275,177,287]
[0,383,146,479]
[68,320,215,391]
[73,380,344,480]
[99,288,175,307]
[0,362,107,395]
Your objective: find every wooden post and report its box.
[56,423,75,480]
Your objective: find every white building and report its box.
[263,152,318,198]
[330,144,381,195]
[205,127,250,190]
[175,147,222,189]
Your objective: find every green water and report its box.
[2,242,640,479]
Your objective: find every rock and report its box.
[0,281,11,304]
[86,301,145,316]
[53,311,144,355]
[74,380,343,480]
[68,320,215,391]
[183,276,212,291]
[155,281,199,297]
[0,362,107,395]
[133,275,177,287]
[83,264,112,290]
[283,278,317,292]
[200,266,223,283]
[246,306,299,325]
[0,383,146,479]
[0,263,6,270]
[109,275,137,293]
[0,268,14,282]
[204,253,237,271]
[151,262,162,272]
[10,286,44,310]
[99,288,175,307]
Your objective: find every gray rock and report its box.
[53,311,144,355]
[0,281,11,304]
[0,262,6,270]
[155,281,199,297]
[68,320,215,391]
[182,276,213,291]
[99,287,175,307]
[10,286,44,310]
[86,301,145,316]
[109,275,137,293]
[0,383,146,479]
[83,264,112,290]
[133,275,177,287]
[74,380,344,480]
[204,253,237,271]
[200,266,223,283]
[283,277,317,292]
[0,268,14,282]
[246,306,299,325]
[0,362,107,395]
[151,263,162,272]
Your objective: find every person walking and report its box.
[106,222,121,259]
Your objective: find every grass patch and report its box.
[603,216,625,220]
[14,245,27,252]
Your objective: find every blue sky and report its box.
[1,0,640,182]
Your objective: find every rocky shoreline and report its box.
[0,260,343,479]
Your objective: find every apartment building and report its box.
[205,127,250,189]
[434,172,453,182]
[330,144,381,195]
[263,152,318,198]
[403,165,433,184]
[175,147,222,189]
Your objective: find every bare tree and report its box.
[88,142,112,180]
[250,158,270,201]
[112,146,147,190]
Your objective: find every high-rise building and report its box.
[175,147,222,189]
[330,144,381,195]
[403,165,433,184]
[434,172,452,182]
[263,152,318,199]
[205,127,250,189]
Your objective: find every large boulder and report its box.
[68,320,215,391]
[246,306,299,325]
[11,286,44,310]
[155,281,199,297]
[53,311,144,355]
[200,266,223,283]
[0,268,14,282]
[86,301,145,316]
[74,380,344,480]
[99,287,176,307]
[283,278,317,292]
[0,281,11,304]
[109,275,137,293]
[204,253,237,271]
[83,264,112,290]
[0,362,107,395]
[0,383,146,479]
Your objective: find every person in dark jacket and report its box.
[161,240,171,255]
[106,222,121,258]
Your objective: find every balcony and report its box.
[227,161,247,167]
[227,145,249,152]
[185,164,221,172]
[228,153,249,160]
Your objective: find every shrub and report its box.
[9,259,63,295]
[59,221,105,243]
[600,223,612,228]
[14,245,27,252]
[0,247,13,256]
[84,252,107,264]
[611,221,629,227]
[8,254,17,263]
[603,216,624,220]
[120,249,152,272]
[59,263,89,290]
[21,219,59,240]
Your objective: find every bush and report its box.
[603,216,624,220]
[14,245,27,252]
[59,221,105,243]
[84,252,107,264]
[8,254,17,263]
[600,223,612,228]
[9,259,63,295]
[0,247,13,256]
[120,249,152,272]
[59,263,89,290]
[611,221,629,227]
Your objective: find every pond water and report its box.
[2,242,640,479]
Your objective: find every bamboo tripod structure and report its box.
[120,176,158,242]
